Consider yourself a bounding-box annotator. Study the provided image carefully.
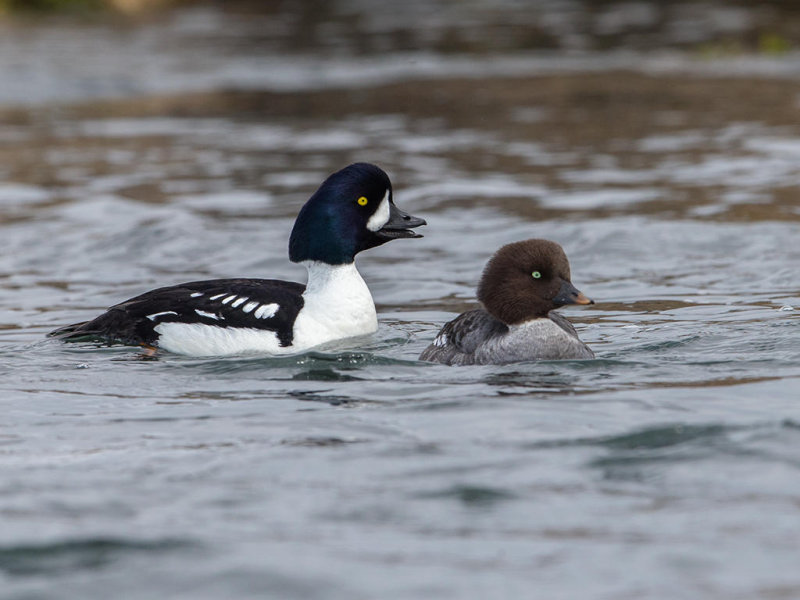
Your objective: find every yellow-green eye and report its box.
[357,196,368,206]
[532,271,542,279]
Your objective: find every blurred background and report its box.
[1,2,799,599]
[1,0,799,237]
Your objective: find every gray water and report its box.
[1,2,800,599]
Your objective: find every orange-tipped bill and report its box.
[554,280,594,307]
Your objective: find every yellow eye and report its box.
[357,196,368,206]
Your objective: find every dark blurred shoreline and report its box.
[2,0,800,55]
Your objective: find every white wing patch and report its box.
[433,333,448,347]
[366,190,390,232]
[146,311,178,321]
[254,303,279,319]
[195,309,220,320]
[190,291,279,321]
[242,301,259,314]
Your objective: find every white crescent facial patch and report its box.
[366,189,391,232]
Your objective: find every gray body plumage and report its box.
[420,308,594,366]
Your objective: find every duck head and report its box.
[477,238,593,325]
[289,163,426,265]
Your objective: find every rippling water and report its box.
[1,2,800,599]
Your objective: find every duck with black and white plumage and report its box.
[50,163,426,357]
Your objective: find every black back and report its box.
[50,278,306,346]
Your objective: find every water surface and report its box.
[1,2,800,599]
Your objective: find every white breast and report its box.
[292,261,378,349]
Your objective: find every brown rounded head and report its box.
[476,238,593,326]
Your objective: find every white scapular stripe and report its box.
[242,301,259,314]
[209,293,226,300]
[366,190,390,232]
[231,297,247,308]
[221,295,236,304]
[254,303,279,319]
[147,311,178,321]
[190,292,203,298]
[195,309,220,320]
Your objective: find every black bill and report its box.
[377,202,427,240]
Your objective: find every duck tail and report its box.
[47,321,94,341]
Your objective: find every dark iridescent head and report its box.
[477,239,593,325]
[288,163,426,265]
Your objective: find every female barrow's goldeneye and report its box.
[50,163,426,356]
[419,239,594,365]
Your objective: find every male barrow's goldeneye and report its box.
[419,239,594,365]
[50,163,426,356]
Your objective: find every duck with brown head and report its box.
[419,239,594,365]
